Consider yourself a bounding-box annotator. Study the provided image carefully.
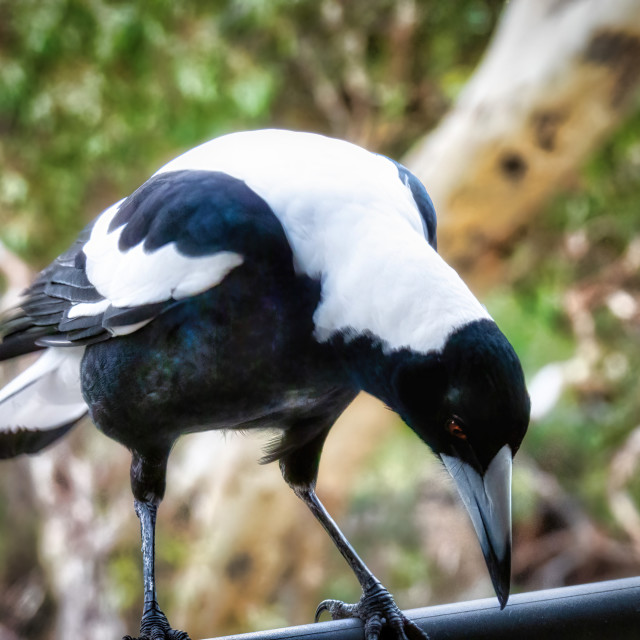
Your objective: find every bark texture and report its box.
[406,0,640,283]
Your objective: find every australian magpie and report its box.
[0,129,530,640]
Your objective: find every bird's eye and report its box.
[446,418,467,440]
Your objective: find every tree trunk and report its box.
[406,0,640,285]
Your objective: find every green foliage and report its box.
[108,548,141,613]
[487,287,575,373]
[1,0,279,262]
[1,0,503,265]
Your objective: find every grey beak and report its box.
[440,444,512,608]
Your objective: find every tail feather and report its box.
[0,330,47,361]
[0,308,52,361]
[0,347,88,458]
[0,422,77,460]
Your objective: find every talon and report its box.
[364,612,383,640]
[313,585,429,640]
[315,600,331,622]
[315,598,356,622]
[405,618,428,640]
[389,617,409,640]
[123,617,191,640]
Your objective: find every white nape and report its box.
[157,129,490,354]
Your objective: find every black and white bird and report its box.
[0,129,530,640]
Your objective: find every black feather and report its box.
[389,159,438,250]
[36,328,109,347]
[31,311,71,326]
[0,312,32,337]
[0,422,79,459]
[34,335,76,348]
[102,303,167,328]
[0,331,48,361]
[112,171,293,268]
[43,282,103,303]
[65,326,110,342]
[58,314,106,331]
[22,298,68,316]
[49,267,93,289]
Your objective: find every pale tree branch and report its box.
[405,0,640,284]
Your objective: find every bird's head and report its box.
[391,318,530,608]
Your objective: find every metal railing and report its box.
[208,576,640,640]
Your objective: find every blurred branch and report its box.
[388,0,418,86]
[0,244,127,638]
[295,39,351,134]
[608,426,640,554]
[405,0,640,285]
[28,440,127,640]
[294,0,376,145]
[513,456,639,589]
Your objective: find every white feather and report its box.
[313,224,490,352]
[156,129,489,353]
[63,130,486,352]
[67,299,111,319]
[79,200,243,327]
[110,320,152,336]
[0,348,87,432]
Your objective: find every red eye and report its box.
[446,419,467,440]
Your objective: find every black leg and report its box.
[122,499,190,640]
[294,486,374,588]
[276,412,426,639]
[294,486,428,640]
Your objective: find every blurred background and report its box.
[1,1,640,638]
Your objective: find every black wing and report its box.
[390,159,438,251]
[0,170,294,361]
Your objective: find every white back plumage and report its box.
[157,129,490,353]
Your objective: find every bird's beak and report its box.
[440,444,512,608]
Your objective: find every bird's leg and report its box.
[293,485,428,640]
[122,499,190,640]
[124,452,190,640]
[277,417,427,640]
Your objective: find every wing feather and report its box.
[1,169,292,360]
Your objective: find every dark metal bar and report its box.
[207,576,640,640]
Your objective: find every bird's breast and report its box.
[80,270,350,453]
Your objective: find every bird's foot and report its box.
[122,603,190,640]
[315,580,428,640]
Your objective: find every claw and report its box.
[388,615,409,640]
[315,600,330,622]
[314,583,429,640]
[123,605,191,640]
[405,619,429,640]
[123,631,190,640]
[315,598,357,622]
